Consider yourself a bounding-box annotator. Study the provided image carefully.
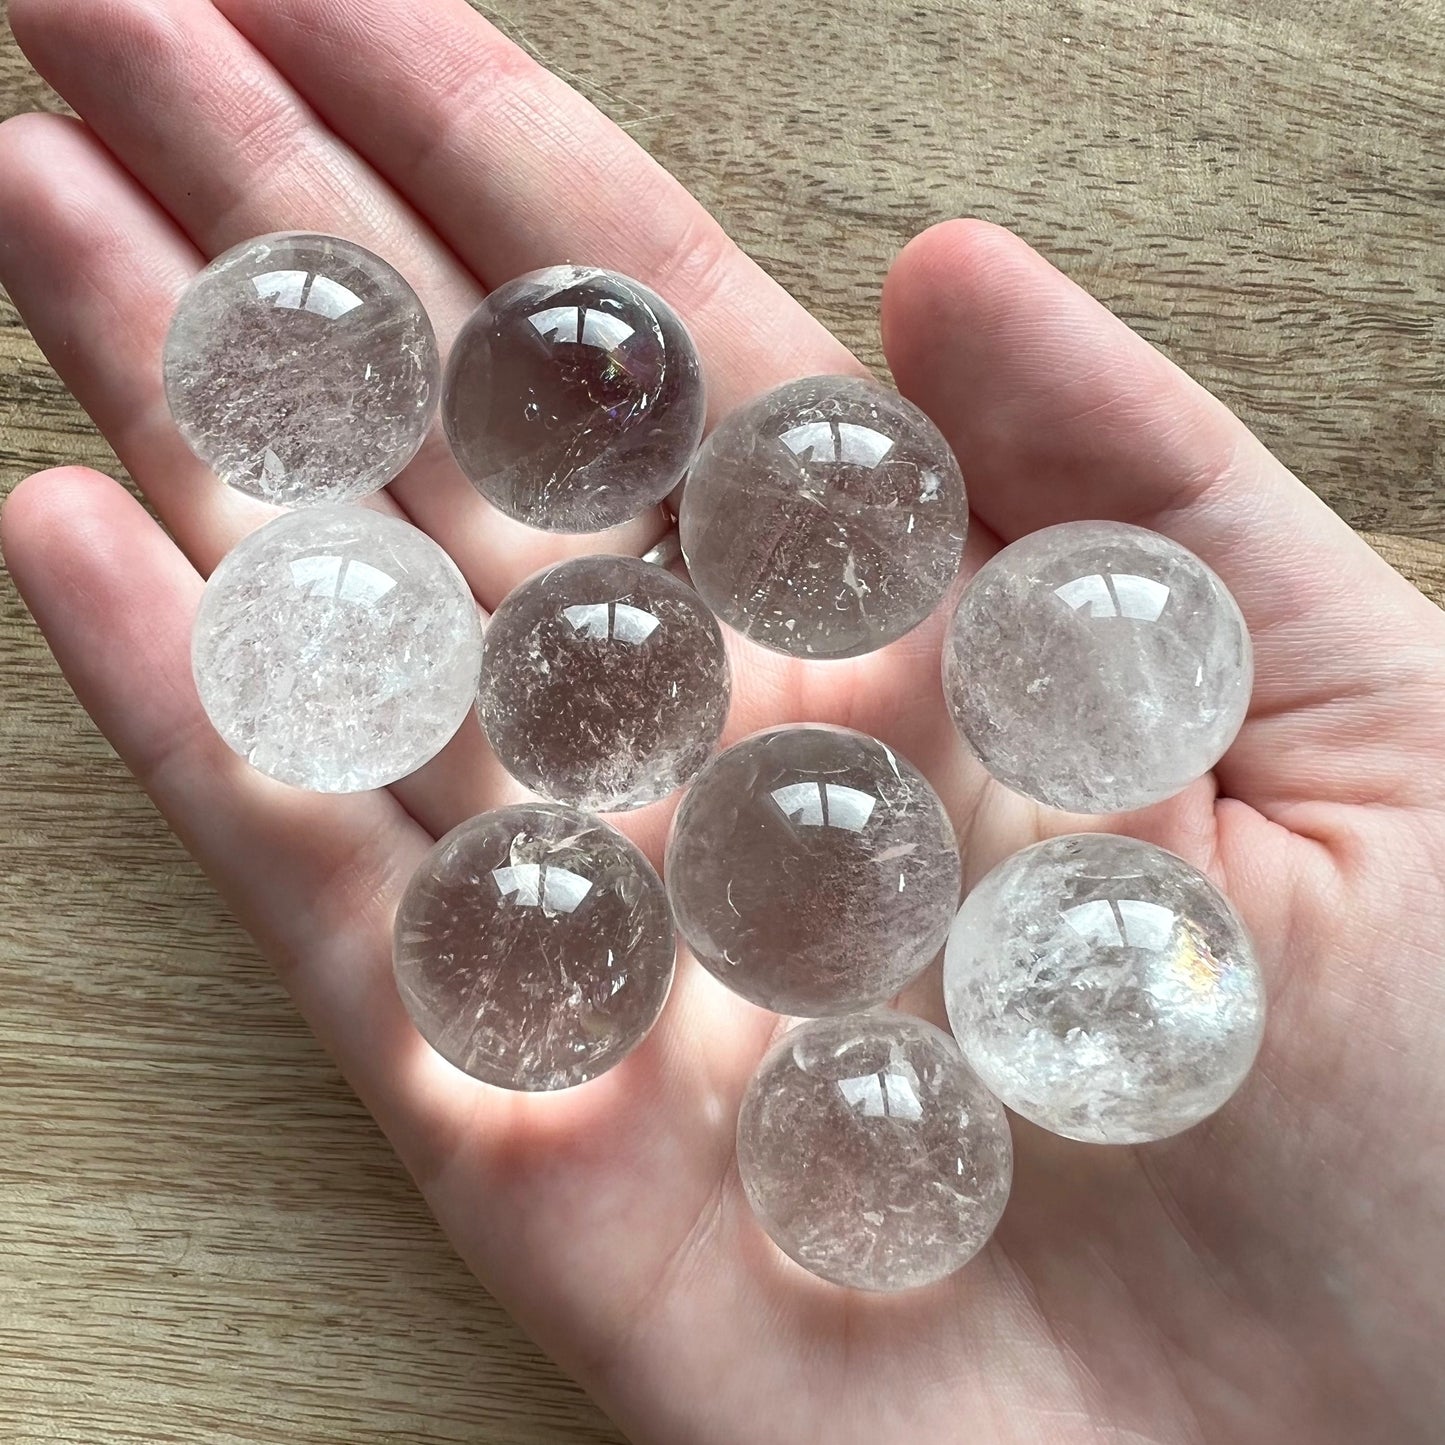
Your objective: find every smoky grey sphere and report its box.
[442,265,705,532]
[665,726,962,1016]
[477,554,730,812]
[393,804,676,1091]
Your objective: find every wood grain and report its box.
[0,0,1441,1441]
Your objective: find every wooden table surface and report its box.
[1,1,1442,1441]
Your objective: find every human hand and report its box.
[2,1,1442,1441]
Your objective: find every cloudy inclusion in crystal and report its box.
[164,232,439,506]
[737,1013,1013,1290]
[943,521,1252,814]
[679,375,968,658]
[665,726,961,1015]
[944,834,1266,1144]
[477,555,730,811]
[191,506,482,792]
[443,265,705,532]
[393,804,676,1090]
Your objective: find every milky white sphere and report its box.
[945,834,1266,1144]
[192,506,481,792]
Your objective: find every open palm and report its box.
[3,1,1443,1441]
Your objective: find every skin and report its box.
[1,1,1442,1440]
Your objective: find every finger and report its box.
[0,113,511,838]
[0,466,465,1148]
[882,220,1445,810]
[6,0,665,602]
[0,112,259,568]
[208,0,864,414]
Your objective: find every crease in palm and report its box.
[1,0,1442,1441]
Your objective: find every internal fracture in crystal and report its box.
[191,506,482,792]
[164,232,439,506]
[477,555,730,812]
[665,726,961,1015]
[393,804,676,1090]
[943,521,1252,814]
[944,834,1266,1144]
[736,1013,1013,1291]
[442,266,705,532]
[679,375,967,658]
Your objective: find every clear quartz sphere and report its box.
[442,265,705,532]
[477,554,730,812]
[679,375,968,658]
[393,803,676,1090]
[737,1013,1013,1290]
[191,506,482,792]
[665,726,962,1015]
[163,232,439,506]
[944,834,1266,1144]
[943,520,1252,814]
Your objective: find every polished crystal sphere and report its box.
[679,375,967,658]
[737,1013,1013,1290]
[945,834,1266,1144]
[944,521,1252,814]
[192,506,482,792]
[393,804,676,1090]
[442,265,705,532]
[477,555,730,812]
[164,232,439,506]
[665,726,961,1015]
